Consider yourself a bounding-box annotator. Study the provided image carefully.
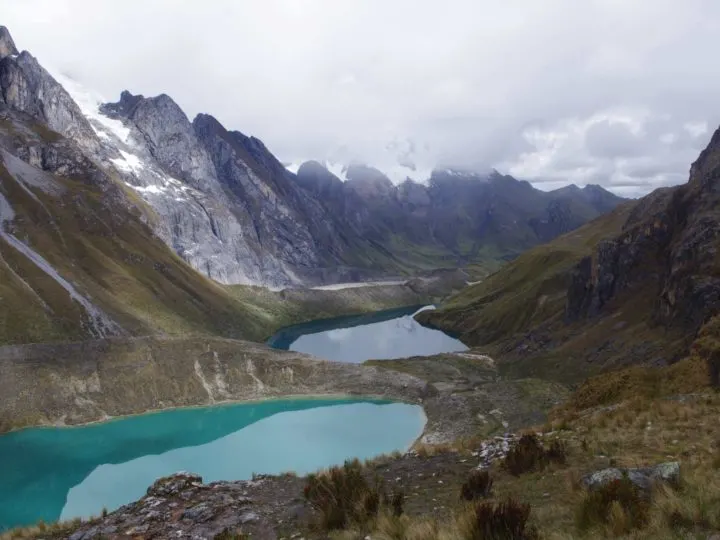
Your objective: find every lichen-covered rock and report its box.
[148,472,203,497]
[582,461,680,491]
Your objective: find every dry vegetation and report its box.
[328,391,720,539]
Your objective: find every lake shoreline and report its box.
[0,392,419,435]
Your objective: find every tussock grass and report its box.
[0,517,83,540]
[576,476,649,535]
[502,434,567,476]
[304,459,404,531]
[461,470,494,501]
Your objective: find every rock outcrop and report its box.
[0,26,18,59]
[565,125,720,332]
[582,462,681,492]
[0,51,97,149]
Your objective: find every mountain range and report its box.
[0,25,624,294]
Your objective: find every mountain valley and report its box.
[2,20,720,540]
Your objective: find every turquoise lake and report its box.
[0,398,425,530]
[268,305,468,362]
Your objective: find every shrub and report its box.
[707,350,720,388]
[544,440,567,465]
[576,476,649,534]
[303,459,401,530]
[464,499,539,540]
[461,470,494,501]
[503,434,567,476]
[388,490,405,517]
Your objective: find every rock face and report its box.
[64,472,288,540]
[565,126,720,332]
[0,26,18,59]
[0,51,97,149]
[582,462,680,492]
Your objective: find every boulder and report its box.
[583,461,680,491]
[147,472,203,497]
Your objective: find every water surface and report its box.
[268,305,468,362]
[0,398,424,530]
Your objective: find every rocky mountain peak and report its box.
[0,26,18,59]
[0,45,96,148]
[345,164,395,200]
[192,112,224,135]
[295,160,345,196]
[689,125,720,189]
[99,89,145,119]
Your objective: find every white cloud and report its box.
[2,0,720,196]
[684,121,709,138]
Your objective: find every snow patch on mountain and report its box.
[284,162,301,175]
[48,70,132,144]
[325,161,349,181]
[286,159,432,184]
[111,150,145,174]
[384,163,433,184]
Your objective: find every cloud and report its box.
[2,0,720,196]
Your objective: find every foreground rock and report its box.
[582,461,681,492]
[44,444,513,540]
[65,472,305,540]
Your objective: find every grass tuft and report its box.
[461,470,494,501]
[576,476,649,534]
[303,459,402,531]
[461,498,539,540]
[502,434,567,476]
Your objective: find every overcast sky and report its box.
[3,0,720,196]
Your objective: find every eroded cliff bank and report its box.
[0,337,433,432]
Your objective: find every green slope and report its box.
[0,108,434,346]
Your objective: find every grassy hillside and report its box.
[0,108,437,347]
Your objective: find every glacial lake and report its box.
[268,305,468,362]
[0,398,425,530]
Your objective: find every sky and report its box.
[3,0,720,196]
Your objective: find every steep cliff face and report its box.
[565,127,720,331]
[0,50,97,151]
[0,26,18,59]
[0,102,288,345]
